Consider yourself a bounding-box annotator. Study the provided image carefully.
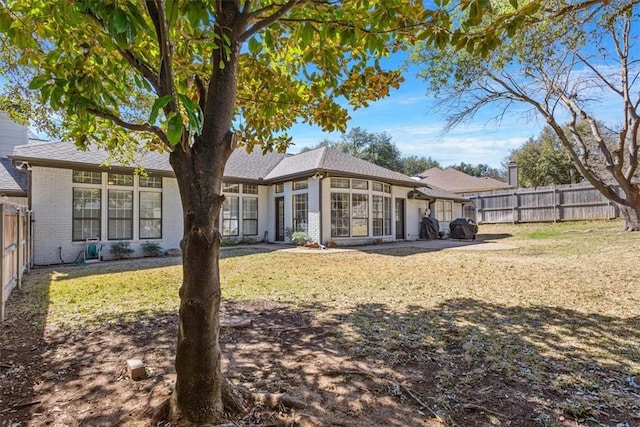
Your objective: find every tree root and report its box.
[253,392,306,410]
[221,376,253,415]
[151,378,253,425]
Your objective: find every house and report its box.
[418,167,511,194]
[8,130,471,265]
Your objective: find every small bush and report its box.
[110,242,134,259]
[289,231,310,246]
[141,242,163,257]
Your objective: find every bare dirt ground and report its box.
[3,296,632,427]
[3,297,466,427]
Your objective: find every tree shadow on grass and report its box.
[222,299,640,426]
[3,296,639,426]
[333,300,640,426]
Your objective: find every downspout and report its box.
[318,175,323,244]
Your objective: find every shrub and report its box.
[289,231,310,246]
[109,242,134,259]
[141,242,163,257]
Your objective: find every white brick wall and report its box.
[30,167,184,265]
[31,167,75,265]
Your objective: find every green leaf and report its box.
[509,0,518,8]
[248,37,260,55]
[0,9,12,32]
[166,113,183,146]
[149,95,173,124]
[178,93,198,112]
[29,75,50,90]
[301,23,314,45]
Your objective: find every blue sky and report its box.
[286,63,546,170]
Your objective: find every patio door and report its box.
[395,198,405,240]
[275,196,285,242]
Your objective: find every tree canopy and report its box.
[508,127,581,187]
[449,162,504,180]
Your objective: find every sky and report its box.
[285,61,546,170]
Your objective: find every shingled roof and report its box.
[265,146,421,187]
[12,140,172,173]
[11,142,469,202]
[11,140,288,181]
[419,167,510,194]
[0,158,27,196]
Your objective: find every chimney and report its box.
[507,161,518,188]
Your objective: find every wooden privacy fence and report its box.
[0,202,33,322]
[466,183,619,224]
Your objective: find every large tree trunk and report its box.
[620,203,640,231]
[164,4,247,421]
[168,143,228,423]
[167,138,250,423]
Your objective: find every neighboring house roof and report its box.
[0,158,28,196]
[410,184,470,202]
[11,141,469,202]
[264,146,421,187]
[419,167,510,194]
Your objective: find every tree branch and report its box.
[240,0,304,41]
[87,107,172,149]
[146,0,178,106]
[82,7,160,93]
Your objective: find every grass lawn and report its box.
[2,219,639,426]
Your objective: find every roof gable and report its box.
[265,146,420,187]
[420,167,509,193]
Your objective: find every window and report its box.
[242,198,258,236]
[243,184,258,195]
[108,173,133,186]
[331,178,350,189]
[223,182,240,193]
[293,193,308,232]
[351,194,368,237]
[372,182,391,193]
[73,170,101,184]
[373,195,392,236]
[140,192,162,239]
[275,183,284,193]
[436,200,453,222]
[108,190,133,239]
[293,180,308,191]
[352,179,368,190]
[222,196,239,236]
[72,188,101,241]
[331,193,350,237]
[139,175,162,188]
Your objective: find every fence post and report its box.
[0,203,5,322]
[16,208,22,290]
[26,211,31,273]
